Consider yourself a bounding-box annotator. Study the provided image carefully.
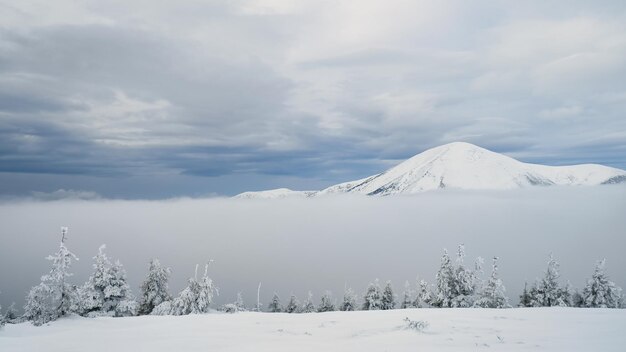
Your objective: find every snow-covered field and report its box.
[1,308,624,351]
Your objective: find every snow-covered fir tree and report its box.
[518,282,532,307]
[138,259,172,315]
[452,245,482,307]
[400,280,414,309]
[432,249,455,308]
[340,287,357,311]
[24,227,79,325]
[301,291,316,313]
[268,293,283,313]
[414,279,432,308]
[285,294,300,313]
[3,303,18,323]
[474,257,510,308]
[318,291,336,312]
[78,245,137,317]
[381,281,396,310]
[526,254,570,307]
[171,263,218,315]
[581,259,623,308]
[362,279,383,310]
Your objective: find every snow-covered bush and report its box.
[3,303,18,324]
[340,287,357,311]
[474,257,510,308]
[151,301,173,315]
[317,291,336,312]
[221,303,239,313]
[581,259,623,308]
[403,317,429,332]
[24,227,79,325]
[362,279,383,310]
[138,259,172,315]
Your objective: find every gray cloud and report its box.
[0,1,625,197]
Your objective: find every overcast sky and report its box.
[1,0,625,198]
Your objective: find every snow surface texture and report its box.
[2,308,625,351]
[237,142,626,198]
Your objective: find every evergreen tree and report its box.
[528,254,570,307]
[381,281,396,310]
[301,291,316,313]
[518,282,532,307]
[452,245,482,307]
[171,263,217,315]
[362,279,383,310]
[285,294,300,313]
[24,227,79,325]
[138,259,172,315]
[414,279,432,308]
[340,287,357,311]
[474,257,510,308]
[582,259,623,308]
[317,291,336,312]
[268,292,283,313]
[432,249,455,307]
[400,281,414,309]
[4,303,18,323]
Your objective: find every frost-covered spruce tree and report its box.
[340,287,357,311]
[171,263,217,315]
[235,292,246,312]
[268,293,283,313]
[4,303,18,323]
[318,291,336,312]
[528,254,570,307]
[381,281,396,310]
[582,259,623,308]
[518,282,532,307]
[432,249,455,308]
[24,227,79,325]
[474,257,510,308]
[452,245,482,308]
[107,260,138,316]
[414,279,432,308]
[138,259,172,315]
[301,291,316,313]
[285,294,300,313]
[400,281,414,309]
[362,279,383,310]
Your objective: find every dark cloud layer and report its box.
[0,1,625,197]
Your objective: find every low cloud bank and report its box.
[1,186,624,310]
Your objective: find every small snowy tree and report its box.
[452,245,482,308]
[528,254,570,307]
[235,292,246,312]
[582,259,623,308]
[24,227,79,325]
[414,279,432,308]
[518,282,532,307]
[3,303,18,323]
[400,281,414,309]
[301,291,316,313]
[268,293,283,313]
[474,257,510,308]
[318,291,336,312]
[340,287,357,311]
[285,294,300,313]
[381,281,396,310]
[171,263,217,315]
[362,279,383,310]
[432,249,455,308]
[138,259,172,315]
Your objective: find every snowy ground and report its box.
[1,308,624,351]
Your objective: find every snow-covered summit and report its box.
[236,142,626,198]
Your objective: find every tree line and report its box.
[1,228,623,327]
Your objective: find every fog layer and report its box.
[1,186,625,310]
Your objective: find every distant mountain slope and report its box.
[235,142,626,198]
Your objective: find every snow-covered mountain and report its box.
[236,142,626,198]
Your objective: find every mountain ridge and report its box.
[235,142,626,198]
